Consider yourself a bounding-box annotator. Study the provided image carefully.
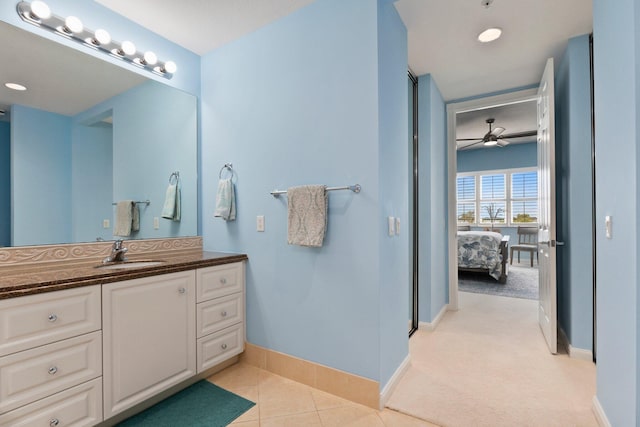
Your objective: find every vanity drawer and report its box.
[0,377,103,427]
[197,292,244,338]
[196,262,244,302]
[197,323,244,373]
[0,285,101,357]
[0,331,102,414]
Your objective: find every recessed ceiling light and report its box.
[478,27,502,43]
[5,83,27,91]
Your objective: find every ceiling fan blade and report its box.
[456,137,484,141]
[496,140,510,148]
[458,140,484,150]
[498,130,537,140]
[491,127,506,137]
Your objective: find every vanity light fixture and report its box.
[16,1,177,78]
[5,83,27,91]
[478,27,502,43]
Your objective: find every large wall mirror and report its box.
[0,20,197,247]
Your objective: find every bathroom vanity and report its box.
[0,239,246,426]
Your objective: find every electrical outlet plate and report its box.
[257,215,265,232]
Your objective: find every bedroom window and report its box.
[456,167,537,227]
[480,174,506,225]
[511,171,538,223]
[456,175,476,224]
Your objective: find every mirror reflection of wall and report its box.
[0,118,9,246]
[1,21,198,247]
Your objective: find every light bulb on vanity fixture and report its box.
[16,1,178,79]
[26,0,50,21]
[61,15,83,34]
[89,29,111,46]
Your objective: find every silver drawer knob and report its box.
[178,287,186,294]
[220,277,227,284]
[48,314,58,322]
[221,311,227,317]
[48,366,58,375]
[221,343,228,350]
[49,419,60,427]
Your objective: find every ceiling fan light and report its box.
[478,27,502,43]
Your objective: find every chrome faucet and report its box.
[103,239,128,263]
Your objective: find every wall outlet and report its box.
[103,219,110,229]
[257,215,265,232]
[153,217,160,230]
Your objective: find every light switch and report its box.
[605,215,612,239]
[153,217,160,230]
[388,216,395,236]
[395,218,400,235]
[103,219,110,229]
[257,215,265,232]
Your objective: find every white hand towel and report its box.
[114,200,135,237]
[287,185,327,247]
[214,178,236,221]
[161,184,181,221]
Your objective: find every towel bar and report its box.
[270,184,361,197]
[112,200,150,206]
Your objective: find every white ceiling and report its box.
[95,0,317,55]
[96,0,592,102]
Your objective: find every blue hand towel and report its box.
[161,184,181,221]
[214,178,236,221]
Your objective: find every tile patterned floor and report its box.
[207,363,439,427]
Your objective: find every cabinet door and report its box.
[102,271,196,418]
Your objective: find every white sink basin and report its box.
[97,261,165,270]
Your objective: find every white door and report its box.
[537,58,557,354]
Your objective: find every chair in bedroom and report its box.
[510,226,538,267]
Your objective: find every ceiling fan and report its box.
[456,118,537,150]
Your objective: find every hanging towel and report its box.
[214,178,236,221]
[161,183,181,221]
[114,200,138,236]
[287,185,327,247]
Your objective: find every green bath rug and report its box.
[117,380,255,427]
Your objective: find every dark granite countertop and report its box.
[0,251,248,300]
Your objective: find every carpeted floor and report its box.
[458,264,539,300]
[386,292,598,427]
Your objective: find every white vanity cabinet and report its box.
[102,270,196,419]
[196,262,245,373]
[0,285,103,426]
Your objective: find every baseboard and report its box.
[592,396,612,427]
[418,304,449,331]
[240,342,379,409]
[379,354,411,410]
[559,327,594,361]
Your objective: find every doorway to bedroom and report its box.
[454,97,540,303]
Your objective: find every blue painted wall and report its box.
[0,121,9,246]
[457,142,537,173]
[71,121,113,242]
[74,81,198,240]
[11,105,71,246]
[593,0,638,424]
[0,1,200,96]
[555,34,593,353]
[201,0,408,386]
[377,0,409,388]
[418,74,448,322]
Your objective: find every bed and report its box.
[457,231,509,283]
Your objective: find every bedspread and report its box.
[457,231,503,280]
